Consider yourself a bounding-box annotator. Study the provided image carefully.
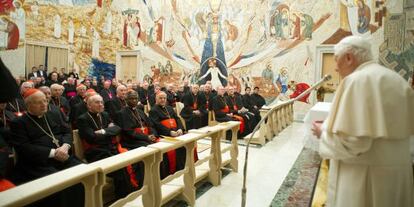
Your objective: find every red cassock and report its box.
[221,105,245,133]
[160,118,179,174]
[289,83,310,103]
[7,22,19,50]
[123,21,128,47]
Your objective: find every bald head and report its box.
[191,84,199,94]
[87,94,104,113]
[217,86,225,96]
[155,91,167,106]
[25,91,48,117]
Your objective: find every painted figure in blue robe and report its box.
[198,14,227,88]
[357,0,371,34]
[273,67,289,94]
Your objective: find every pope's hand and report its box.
[311,121,323,139]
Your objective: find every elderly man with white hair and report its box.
[50,83,70,117]
[77,94,136,198]
[312,36,414,207]
[6,81,33,116]
[105,84,127,121]
[9,88,84,206]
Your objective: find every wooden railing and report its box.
[0,164,99,207]
[0,122,240,207]
[89,147,158,207]
[241,74,332,207]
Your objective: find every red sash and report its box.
[233,105,238,111]
[0,179,15,192]
[192,102,198,110]
[81,139,98,152]
[160,118,177,129]
[134,127,150,135]
[220,105,230,113]
[233,115,245,133]
[159,118,198,171]
[160,118,178,174]
[116,143,139,188]
[205,101,209,109]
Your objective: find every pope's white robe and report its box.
[319,61,414,207]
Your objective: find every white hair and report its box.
[334,36,373,63]
[50,83,61,90]
[116,84,127,92]
[87,94,102,105]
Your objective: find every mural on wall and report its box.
[5,0,398,99]
[380,8,414,85]
[0,0,26,50]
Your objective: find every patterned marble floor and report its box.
[163,122,312,207]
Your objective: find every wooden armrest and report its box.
[89,147,158,174]
[0,164,99,207]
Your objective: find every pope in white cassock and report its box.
[312,36,414,207]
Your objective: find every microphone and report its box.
[241,74,332,207]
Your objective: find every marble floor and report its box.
[193,122,309,207]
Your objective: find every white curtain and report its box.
[47,47,68,72]
[25,44,46,75]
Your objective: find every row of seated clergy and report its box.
[77,95,140,199]
[8,89,85,206]
[77,91,187,197]
[115,90,186,177]
[212,86,260,137]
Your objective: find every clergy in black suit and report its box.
[149,91,187,174]
[138,82,150,106]
[9,89,84,206]
[252,87,266,109]
[77,94,136,198]
[50,84,70,118]
[116,91,158,148]
[180,84,208,129]
[27,66,39,79]
[242,87,261,128]
[165,84,178,107]
[105,85,127,121]
[226,86,255,136]
[201,83,216,125]
[69,84,86,108]
[100,80,115,103]
[115,91,166,182]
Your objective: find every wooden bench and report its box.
[0,164,99,207]
[89,147,158,207]
[189,121,240,174]
[145,133,205,206]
